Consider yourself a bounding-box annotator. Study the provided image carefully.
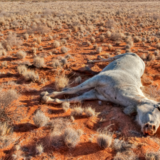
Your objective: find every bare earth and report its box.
[1,1,160,160]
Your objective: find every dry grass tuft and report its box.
[33,56,45,68]
[55,75,69,91]
[53,40,60,48]
[108,44,113,50]
[96,47,102,54]
[0,122,13,136]
[0,49,7,56]
[113,139,133,152]
[36,144,44,155]
[0,89,19,123]
[23,33,29,40]
[63,128,81,148]
[147,53,155,61]
[62,102,70,112]
[90,37,96,43]
[23,70,39,82]
[45,118,72,149]
[70,116,75,122]
[60,58,68,67]
[61,46,68,54]
[46,131,64,149]
[145,152,160,160]
[84,106,96,117]
[37,36,42,44]
[52,59,61,69]
[16,51,26,59]
[71,106,84,117]
[13,144,21,151]
[49,118,71,133]
[33,110,49,128]
[77,129,83,136]
[114,150,138,160]
[17,65,27,75]
[1,61,7,68]
[106,31,111,38]
[97,134,112,149]
[5,32,22,48]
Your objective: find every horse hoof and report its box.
[41,95,50,104]
[40,91,49,97]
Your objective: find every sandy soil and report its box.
[0,1,160,160]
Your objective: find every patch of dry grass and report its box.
[55,75,69,91]
[23,70,39,82]
[33,56,45,68]
[33,110,49,128]
[62,102,70,112]
[16,51,26,59]
[97,134,112,149]
[71,106,84,117]
[145,152,160,160]
[53,40,60,48]
[0,89,19,123]
[0,122,13,136]
[84,106,96,117]
[17,65,27,75]
[36,144,44,155]
[52,59,61,69]
[63,128,81,148]
[113,139,135,152]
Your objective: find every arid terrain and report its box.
[1,1,160,160]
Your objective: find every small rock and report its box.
[98,101,102,105]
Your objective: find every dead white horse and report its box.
[41,52,160,136]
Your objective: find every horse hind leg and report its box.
[41,89,98,104]
[41,75,100,99]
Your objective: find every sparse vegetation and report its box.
[61,46,68,54]
[145,152,160,160]
[114,150,138,160]
[90,37,96,43]
[0,122,13,136]
[17,65,27,75]
[84,106,96,117]
[52,59,61,69]
[33,110,49,128]
[14,144,21,151]
[1,61,7,68]
[96,47,102,54]
[60,58,68,66]
[108,44,113,51]
[113,139,133,152]
[37,36,42,44]
[63,128,81,148]
[0,1,160,159]
[33,56,45,68]
[36,144,44,155]
[4,32,22,48]
[97,134,112,149]
[53,40,60,48]
[62,102,70,112]
[23,70,39,82]
[16,51,26,59]
[55,75,69,91]
[71,106,84,117]
[49,118,71,133]
[0,89,19,123]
